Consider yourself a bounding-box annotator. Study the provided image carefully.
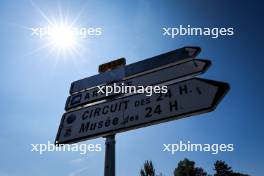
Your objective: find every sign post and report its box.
[100,58,126,176]
[104,134,115,176]
[54,46,230,176]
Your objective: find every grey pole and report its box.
[104,134,116,176]
[99,58,126,176]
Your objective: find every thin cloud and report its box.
[68,167,89,176]
[69,158,84,164]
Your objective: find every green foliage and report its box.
[195,167,208,176]
[140,158,249,176]
[214,160,233,176]
[173,158,207,176]
[213,160,249,176]
[174,158,196,176]
[140,160,155,176]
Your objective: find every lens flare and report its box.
[49,25,76,50]
[27,0,89,61]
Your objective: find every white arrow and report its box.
[56,78,229,144]
[65,59,211,110]
[69,46,201,94]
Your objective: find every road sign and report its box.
[70,46,201,94]
[65,59,211,110]
[56,78,229,144]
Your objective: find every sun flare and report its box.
[28,1,88,60]
[48,24,76,50]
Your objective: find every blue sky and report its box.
[0,0,263,175]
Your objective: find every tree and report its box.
[174,158,208,176]
[230,173,249,176]
[174,158,196,176]
[195,167,208,176]
[139,158,249,176]
[140,160,155,176]
[214,160,233,176]
[214,160,249,176]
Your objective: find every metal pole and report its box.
[104,134,116,176]
[100,58,125,176]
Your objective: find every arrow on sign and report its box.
[65,59,211,110]
[56,78,229,144]
[69,46,201,94]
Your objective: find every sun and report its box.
[28,1,87,60]
[48,24,77,51]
